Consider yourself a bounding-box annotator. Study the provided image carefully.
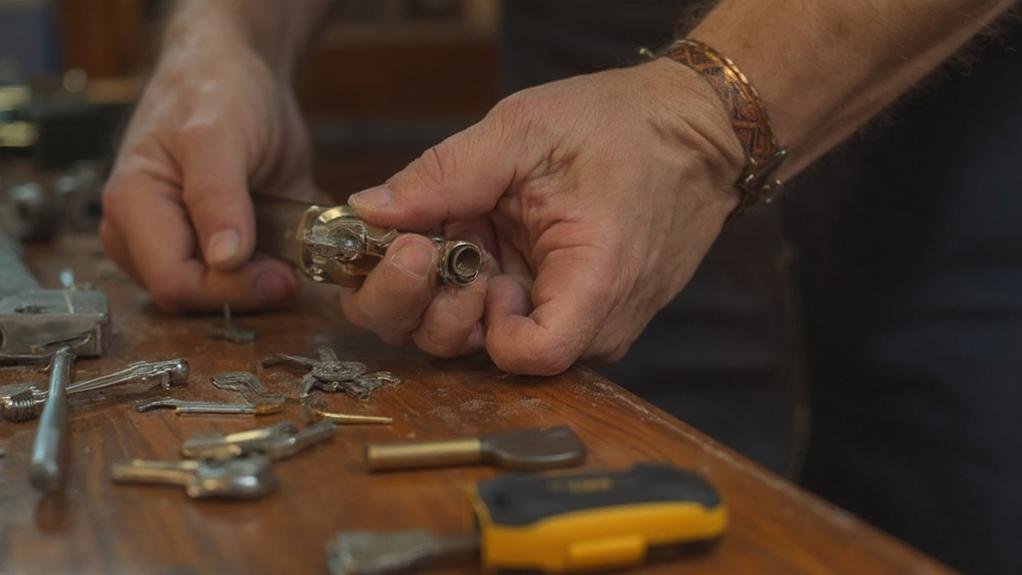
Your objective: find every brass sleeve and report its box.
[366,438,483,471]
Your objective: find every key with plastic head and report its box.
[181,420,336,460]
[110,454,278,499]
[366,426,586,472]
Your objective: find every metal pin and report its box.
[29,345,75,492]
[303,403,392,425]
[135,397,286,416]
[209,303,256,344]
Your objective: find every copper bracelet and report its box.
[656,38,788,212]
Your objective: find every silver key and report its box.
[135,396,285,415]
[110,454,278,499]
[210,370,268,396]
[1,358,189,422]
[261,347,398,399]
[181,420,336,460]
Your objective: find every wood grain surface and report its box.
[0,235,950,575]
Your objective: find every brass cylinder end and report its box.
[440,241,482,286]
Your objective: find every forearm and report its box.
[688,0,1017,177]
[166,0,333,77]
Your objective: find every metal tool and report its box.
[0,230,109,361]
[0,162,106,242]
[209,303,256,344]
[262,347,398,399]
[210,370,269,396]
[28,345,74,492]
[135,397,286,416]
[366,426,586,472]
[328,530,479,575]
[253,195,483,287]
[303,405,393,425]
[181,420,335,460]
[326,464,727,575]
[110,454,278,499]
[0,358,189,422]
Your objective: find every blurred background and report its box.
[0,0,801,480]
[0,0,501,228]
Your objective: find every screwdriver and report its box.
[327,463,727,574]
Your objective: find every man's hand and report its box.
[101,2,325,311]
[342,59,744,375]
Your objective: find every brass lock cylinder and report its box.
[254,195,483,288]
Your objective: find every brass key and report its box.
[366,426,586,472]
[110,454,278,499]
[181,420,336,460]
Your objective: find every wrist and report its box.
[633,58,745,211]
[164,0,322,79]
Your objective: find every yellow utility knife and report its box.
[327,463,727,574]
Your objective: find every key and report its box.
[1,358,189,422]
[135,397,285,415]
[181,420,336,460]
[210,370,268,396]
[327,530,480,575]
[366,426,586,472]
[261,347,397,399]
[110,454,278,499]
[29,345,74,492]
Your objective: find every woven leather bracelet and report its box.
[652,38,788,213]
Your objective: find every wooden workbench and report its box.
[0,235,949,574]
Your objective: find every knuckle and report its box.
[181,176,229,210]
[146,271,194,312]
[339,294,370,330]
[529,345,576,375]
[176,117,217,147]
[407,141,454,194]
[491,338,576,376]
[376,329,410,347]
[488,92,529,136]
[100,178,131,221]
[98,221,118,253]
[413,328,464,359]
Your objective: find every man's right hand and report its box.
[101,4,321,311]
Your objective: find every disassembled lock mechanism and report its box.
[254,195,483,288]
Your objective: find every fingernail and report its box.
[206,229,239,266]
[255,270,292,301]
[349,185,392,210]
[391,240,434,279]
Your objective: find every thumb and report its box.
[179,123,254,271]
[348,112,521,230]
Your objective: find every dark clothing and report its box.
[501,3,1022,573]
